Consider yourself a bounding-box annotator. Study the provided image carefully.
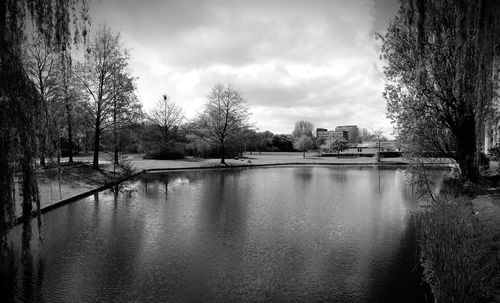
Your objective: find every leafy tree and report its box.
[244,130,260,152]
[293,135,314,158]
[258,131,274,151]
[292,120,314,139]
[292,120,315,156]
[316,136,326,147]
[147,94,184,143]
[0,0,89,229]
[114,122,145,154]
[271,134,294,152]
[322,138,349,157]
[246,130,274,153]
[380,0,499,182]
[193,84,252,164]
[77,25,135,169]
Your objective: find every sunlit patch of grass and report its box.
[416,195,500,302]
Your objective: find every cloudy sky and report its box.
[90,0,399,135]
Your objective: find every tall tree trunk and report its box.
[303,151,306,158]
[85,133,89,153]
[68,118,73,164]
[454,115,480,182]
[39,116,46,167]
[0,134,13,231]
[378,138,381,162]
[40,97,52,167]
[113,97,118,165]
[39,137,46,166]
[93,113,101,170]
[55,126,62,200]
[66,98,73,164]
[220,143,226,164]
[114,141,118,165]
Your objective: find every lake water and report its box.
[0,166,443,302]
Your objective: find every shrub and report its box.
[440,177,484,198]
[184,141,243,159]
[122,143,143,154]
[117,155,136,176]
[143,142,185,160]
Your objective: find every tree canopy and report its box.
[321,138,349,157]
[0,0,90,230]
[194,84,252,164]
[293,135,314,158]
[292,120,314,139]
[380,0,500,182]
[147,94,184,143]
[77,25,137,169]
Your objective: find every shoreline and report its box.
[13,153,455,226]
[11,154,499,300]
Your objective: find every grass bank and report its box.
[13,160,135,219]
[416,180,500,302]
[30,152,453,216]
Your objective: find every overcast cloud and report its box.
[91,0,399,135]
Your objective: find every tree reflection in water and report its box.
[21,221,34,301]
[0,220,45,302]
[0,233,17,302]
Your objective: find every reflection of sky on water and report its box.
[1,167,446,302]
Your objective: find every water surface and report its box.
[0,166,443,302]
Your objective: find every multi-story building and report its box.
[335,125,359,143]
[316,128,327,138]
[316,128,348,142]
[331,130,348,140]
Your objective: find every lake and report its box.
[0,166,444,302]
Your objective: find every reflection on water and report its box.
[0,221,46,303]
[0,166,445,302]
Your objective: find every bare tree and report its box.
[55,52,86,165]
[24,35,60,166]
[147,94,184,142]
[194,84,252,164]
[110,73,141,165]
[77,25,132,169]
